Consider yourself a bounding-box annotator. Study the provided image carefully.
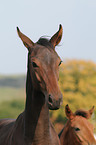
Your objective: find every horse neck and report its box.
[60,122,81,145]
[24,66,50,143]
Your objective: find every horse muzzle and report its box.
[48,93,63,110]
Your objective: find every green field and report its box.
[0,59,96,133]
[0,87,25,118]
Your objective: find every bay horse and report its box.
[59,104,96,145]
[0,25,63,145]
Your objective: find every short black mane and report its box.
[75,110,88,118]
[37,38,53,49]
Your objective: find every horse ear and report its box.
[49,24,63,48]
[17,27,34,52]
[75,106,95,119]
[65,104,74,120]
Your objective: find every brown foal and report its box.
[59,105,96,145]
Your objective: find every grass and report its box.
[0,87,25,119]
[0,99,24,119]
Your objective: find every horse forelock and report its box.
[37,37,54,50]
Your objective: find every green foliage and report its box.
[50,60,96,132]
[0,75,25,88]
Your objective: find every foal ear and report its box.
[88,106,95,118]
[65,104,74,120]
[17,27,34,51]
[49,24,63,48]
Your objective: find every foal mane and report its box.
[75,110,87,118]
[75,109,92,119]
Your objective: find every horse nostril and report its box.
[48,95,53,104]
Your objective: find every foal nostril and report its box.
[48,94,53,104]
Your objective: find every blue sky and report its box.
[0,0,96,74]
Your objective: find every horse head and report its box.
[17,25,63,110]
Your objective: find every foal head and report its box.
[17,25,63,110]
[60,105,96,145]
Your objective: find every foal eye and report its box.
[59,61,62,66]
[74,127,80,131]
[32,62,38,68]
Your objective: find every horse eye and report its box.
[74,127,80,131]
[59,61,62,66]
[32,62,38,67]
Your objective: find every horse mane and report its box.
[37,37,54,49]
